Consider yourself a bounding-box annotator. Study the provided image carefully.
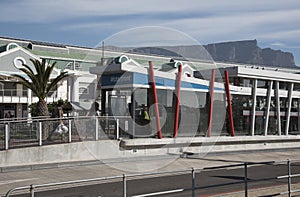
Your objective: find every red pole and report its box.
[149,61,162,139]
[224,70,235,136]
[173,64,182,138]
[207,69,215,137]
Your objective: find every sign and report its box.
[101,73,133,87]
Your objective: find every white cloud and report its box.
[159,8,300,44]
[1,0,300,58]
[0,0,299,23]
[270,42,286,47]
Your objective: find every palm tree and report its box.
[12,58,69,116]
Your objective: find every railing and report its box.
[0,89,57,103]
[4,159,300,197]
[0,116,135,150]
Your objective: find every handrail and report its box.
[5,159,300,197]
[0,115,132,124]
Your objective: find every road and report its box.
[10,162,300,197]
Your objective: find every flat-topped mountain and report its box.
[127,40,297,68]
[204,39,296,68]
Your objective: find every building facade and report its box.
[1,36,300,138]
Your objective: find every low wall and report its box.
[1,136,300,167]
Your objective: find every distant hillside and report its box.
[126,40,297,68]
[204,39,296,68]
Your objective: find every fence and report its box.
[0,116,134,150]
[5,159,300,197]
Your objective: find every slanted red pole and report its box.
[173,64,182,138]
[224,70,235,136]
[149,61,162,139]
[207,69,215,137]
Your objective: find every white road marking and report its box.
[131,188,184,197]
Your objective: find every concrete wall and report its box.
[1,136,300,167]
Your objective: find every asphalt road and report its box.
[10,162,300,197]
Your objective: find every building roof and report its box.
[1,35,300,75]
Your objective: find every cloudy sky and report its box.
[1,0,300,64]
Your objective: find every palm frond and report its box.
[46,71,69,93]
[13,58,69,100]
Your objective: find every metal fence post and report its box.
[5,124,9,150]
[95,117,99,140]
[123,174,126,197]
[116,119,120,140]
[191,168,195,197]
[38,122,42,146]
[30,184,35,197]
[288,160,291,197]
[244,162,248,197]
[68,119,72,143]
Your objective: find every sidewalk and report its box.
[1,148,300,196]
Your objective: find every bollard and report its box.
[123,174,126,197]
[191,168,195,197]
[288,160,291,197]
[244,162,248,197]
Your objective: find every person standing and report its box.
[48,100,64,140]
[51,100,63,119]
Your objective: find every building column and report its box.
[250,79,257,136]
[68,75,79,102]
[67,77,72,101]
[16,84,23,97]
[285,83,294,135]
[264,81,273,136]
[275,81,281,135]
[27,88,32,105]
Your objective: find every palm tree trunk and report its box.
[37,99,49,116]
[37,99,50,139]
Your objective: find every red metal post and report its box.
[173,64,182,138]
[207,69,215,137]
[149,61,162,139]
[224,70,235,136]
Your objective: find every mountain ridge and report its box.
[125,39,297,68]
[204,39,296,68]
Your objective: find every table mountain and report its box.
[128,39,296,68]
[204,39,296,68]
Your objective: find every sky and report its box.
[0,0,300,65]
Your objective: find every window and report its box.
[66,62,81,70]
[79,83,89,94]
[7,43,19,51]
[79,87,88,94]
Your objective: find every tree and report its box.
[12,58,69,116]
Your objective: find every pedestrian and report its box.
[48,100,67,140]
[51,100,63,118]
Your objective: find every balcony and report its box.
[0,89,56,103]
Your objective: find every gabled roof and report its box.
[0,45,61,80]
[0,45,39,59]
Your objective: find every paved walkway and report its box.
[1,148,300,196]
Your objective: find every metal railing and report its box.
[0,89,57,103]
[5,159,300,197]
[0,116,135,150]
